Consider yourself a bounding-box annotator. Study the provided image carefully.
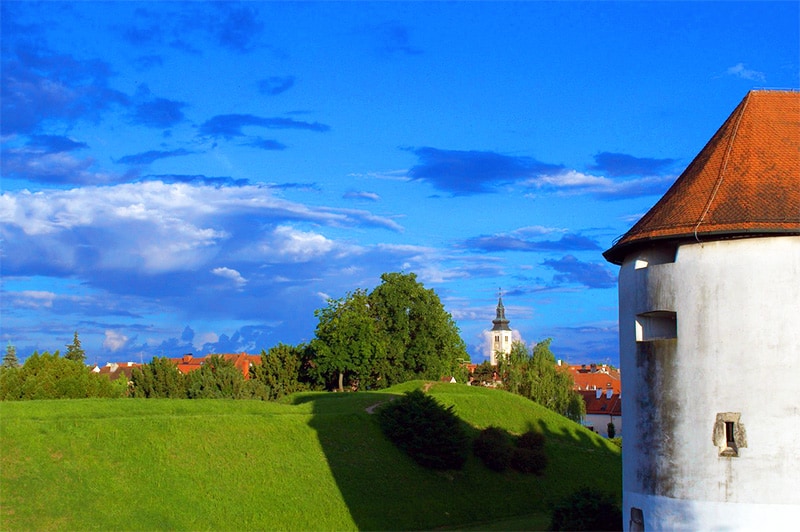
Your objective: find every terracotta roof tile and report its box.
[605,90,800,264]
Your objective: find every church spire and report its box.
[491,289,510,331]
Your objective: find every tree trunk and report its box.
[338,371,344,392]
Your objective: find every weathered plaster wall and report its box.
[617,235,800,530]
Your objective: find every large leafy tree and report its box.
[498,339,585,422]
[310,272,469,390]
[311,289,385,391]
[368,272,468,385]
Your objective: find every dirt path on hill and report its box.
[365,396,396,414]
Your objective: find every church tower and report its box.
[489,293,513,365]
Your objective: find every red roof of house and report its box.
[169,353,262,378]
[565,364,621,394]
[579,390,622,416]
[605,90,800,264]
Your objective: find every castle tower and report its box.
[489,293,513,365]
[604,90,800,531]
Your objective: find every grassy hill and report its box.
[0,381,620,531]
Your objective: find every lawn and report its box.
[0,382,620,530]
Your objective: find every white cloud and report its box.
[269,225,336,262]
[1,181,402,275]
[212,267,247,288]
[103,330,129,352]
[726,63,766,82]
[10,290,57,309]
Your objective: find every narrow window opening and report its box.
[714,413,746,457]
[636,311,677,341]
[725,421,736,447]
[630,507,645,531]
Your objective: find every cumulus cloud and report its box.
[0,181,402,278]
[212,267,247,289]
[103,330,129,352]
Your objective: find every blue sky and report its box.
[2,1,798,366]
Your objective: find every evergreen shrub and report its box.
[550,487,622,531]
[473,426,513,472]
[377,389,469,470]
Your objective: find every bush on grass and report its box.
[377,389,469,470]
[473,426,514,472]
[550,487,622,531]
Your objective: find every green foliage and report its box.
[473,426,513,472]
[130,356,188,398]
[470,360,495,385]
[550,487,622,531]
[368,272,467,384]
[311,272,469,390]
[0,351,121,400]
[609,437,622,449]
[186,355,246,399]
[498,339,585,422]
[510,447,547,475]
[311,289,386,391]
[250,344,310,400]
[64,331,86,363]
[377,389,469,470]
[473,427,548,475]
[3,343,19,369]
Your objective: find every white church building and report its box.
[604,90,800,531]
[488,294,513,366]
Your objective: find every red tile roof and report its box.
[565,364,621,394]
[168,353,262,379]
[605,90,800,264]
[579,390,622,416]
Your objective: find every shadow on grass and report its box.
[304,384,621,530]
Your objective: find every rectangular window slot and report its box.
[714,413,746,457]
[636,311,677,341]
[633,247,677,269]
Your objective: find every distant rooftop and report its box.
[605,90,800,265]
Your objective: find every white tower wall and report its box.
[618,235,800,530]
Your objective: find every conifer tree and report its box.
[2,343,19,369]
[65,331,86,364]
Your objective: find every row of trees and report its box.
[128,345,310,400]
[2,272,585,427]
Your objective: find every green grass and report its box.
[0,382,620,531]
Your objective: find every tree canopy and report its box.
[498,339,585,422]
[310,272,468,391]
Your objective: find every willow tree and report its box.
[499,338,585,422]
